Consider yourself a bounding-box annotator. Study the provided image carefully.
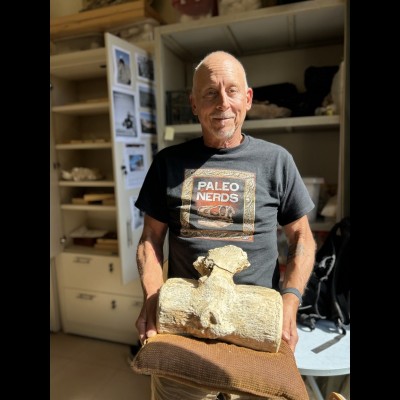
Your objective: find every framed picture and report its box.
[140,111,157,135]
[123,143,148,189]
[113,46,133,88]
[138,83,156,109]
[136,53,154,82]
[112,90,139,142]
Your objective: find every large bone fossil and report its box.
[156,245,283,352]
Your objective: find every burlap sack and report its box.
[131,334,308,400]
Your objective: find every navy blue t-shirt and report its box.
[135,134,314,289]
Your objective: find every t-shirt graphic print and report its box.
[180,168,255,242]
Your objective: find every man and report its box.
[117,57,131,85]
[134,51,316,399]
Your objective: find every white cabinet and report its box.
[57,252,143,344]
[154,0,348,223]
[50,33,154,343]
[59,253,138,295]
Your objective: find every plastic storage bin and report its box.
[302,177,324,222]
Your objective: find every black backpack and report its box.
[297,217,350,334]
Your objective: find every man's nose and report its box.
[216,91,229,109]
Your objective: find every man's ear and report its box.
[246,87,253,111]
[189,94,197,115]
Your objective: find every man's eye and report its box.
[204,90,217,98]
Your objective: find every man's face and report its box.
[190,55,253,144]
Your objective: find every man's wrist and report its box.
[281,287,303,306]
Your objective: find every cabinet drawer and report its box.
[62,288,142,344]
[59,253,141,295]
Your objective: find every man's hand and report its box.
[281,295,299,352]
[135,293,159,344]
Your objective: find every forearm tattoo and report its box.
[137,259,144,277]
[287,243,306,265]
[136,240,145,277]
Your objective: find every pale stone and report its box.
[157,245,283,352]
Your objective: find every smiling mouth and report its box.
[212,115,233,121]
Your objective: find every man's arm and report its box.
[281,215,316,351]
[135,214,168,343]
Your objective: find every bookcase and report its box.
[154,0,348,222]
[50,33,155,344]
[153,0,348,271]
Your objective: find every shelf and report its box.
[164,115,340,140]
[62,244,119,257]
[59,180,115,187]
[50,32,152,304]
[61,204,116,212]
[49,41,154,81]
[157,0,344,60]
[50,48,107,80]
[50,1,164,40]
[244,115,340,131]
[52,101,109,115]
[56,142,112,150]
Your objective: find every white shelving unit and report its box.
[164,115,340,141]
[154,0,348,223]
[50,33,154,344]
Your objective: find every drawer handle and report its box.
[77,293,95,300]
[73,257,91,264]
[109,263,114,273]
[111,300,117,309]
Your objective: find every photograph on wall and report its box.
[113,46,133,88]
[129,195,144,231]
[138,83,156,109]
[123,143,148,189]
[112,90,139,142]
[140,111,157,135]
[136,53,154,82]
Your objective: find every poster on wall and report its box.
[139,111,157,135]
[112,90,139,142]
[113,46,133,89]
[123,143,148,189]
[138,83,155,109]
[138,83,157,136]
[136,53,154,82]
[129,195,144,231]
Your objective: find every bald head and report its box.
[192,51,249,93]
[189,51,253,148]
